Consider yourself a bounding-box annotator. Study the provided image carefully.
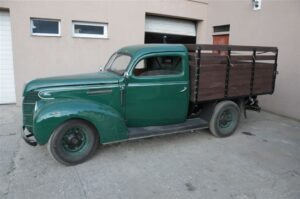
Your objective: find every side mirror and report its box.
[99,66,104,72]
[124,72,129,79]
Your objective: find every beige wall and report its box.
[206,0,300,120]
[0,0,207,104]
[1,0,299,120]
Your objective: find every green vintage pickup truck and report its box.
[22,44,278,165]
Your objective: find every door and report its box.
[145,15,196,44]
[0,11,16,104]
[213,34,229,55]
[213,34,229,45]
[125,53,189,127]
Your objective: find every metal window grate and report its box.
[213,25,230,33]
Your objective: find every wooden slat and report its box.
[189,55,193,60]
[201,54,227,62]
[255,63,275,69]
[198,88,225,101]
[188,52,197,60]
[252,63,274,94]
[231,55,253,61]
[255,55,276,60]
[185,44,278,52]
[227,64,252,97]
[197,64,226,101]
[199,64,227,69]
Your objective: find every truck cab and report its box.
[111,44,189,127]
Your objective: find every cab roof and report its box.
[117,44,187,57]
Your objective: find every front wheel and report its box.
[209,101,240,137]
[47,119,99,165]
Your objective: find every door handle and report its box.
[180,87,187,93]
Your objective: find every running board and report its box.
[128,118,208,140]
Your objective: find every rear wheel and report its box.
[209,101,240,137]
[47,119,99,165]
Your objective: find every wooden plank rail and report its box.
[185,44,278,52]
[231,55,253,61]
[186,44,278,103]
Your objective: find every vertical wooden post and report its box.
[225,47,231,98]
[194,47,201,102]
[250,49,257,96]
[272,48,279,93]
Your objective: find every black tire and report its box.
[209,101,240,137]
[47,119,99,165]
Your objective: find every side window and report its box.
[31,18,60,36]
[133,56,182,76]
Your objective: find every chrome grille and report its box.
[22,91,39,132]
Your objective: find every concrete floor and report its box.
[0,105,300,199]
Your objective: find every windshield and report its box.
[105,53,131,75]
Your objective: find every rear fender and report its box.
[33,99,128,145]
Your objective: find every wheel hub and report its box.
[67,134,82,146]
[219,110,233,128]
[62,127,86,152]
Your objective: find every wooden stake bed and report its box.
[185,44,278,103]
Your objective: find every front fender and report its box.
[33,99,128,145]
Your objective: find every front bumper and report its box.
[21,126,37,146]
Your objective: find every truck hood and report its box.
[23,71,121,95]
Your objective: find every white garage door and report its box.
[0,11,16,104]
[145,16,196,36]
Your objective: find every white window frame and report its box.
[72,21,108,39]
[30,18,61,37]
